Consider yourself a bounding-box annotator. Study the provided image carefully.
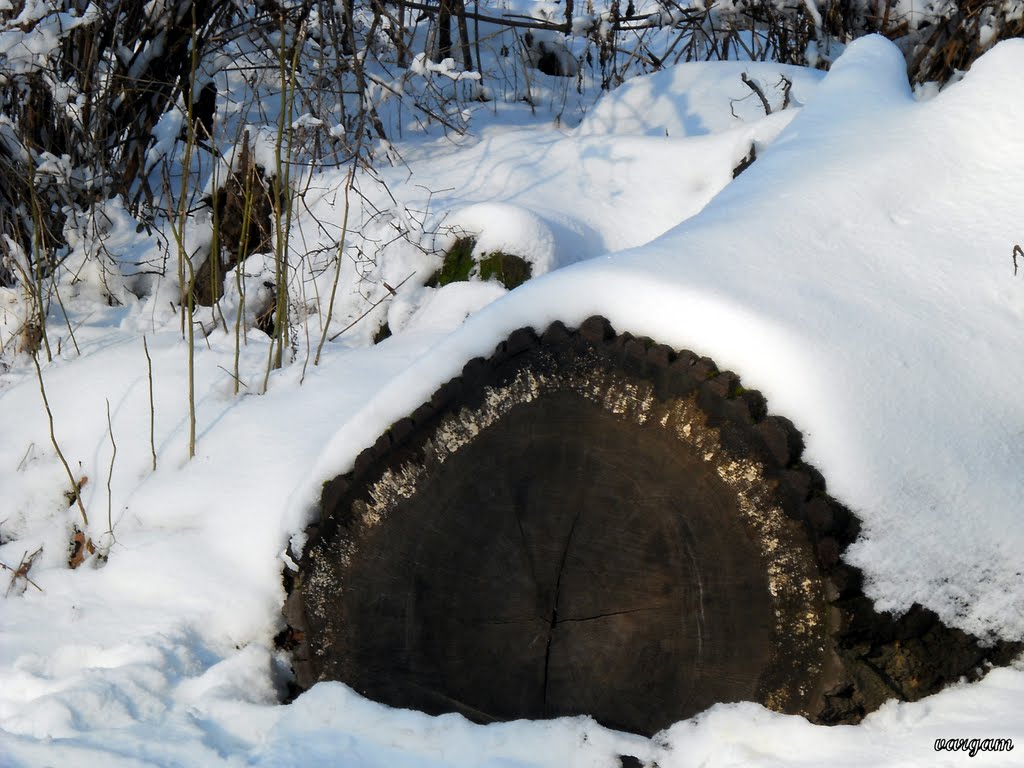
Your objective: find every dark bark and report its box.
[436,0,453,61]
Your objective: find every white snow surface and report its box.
[576,60,821,138]
[2,34,1024,766]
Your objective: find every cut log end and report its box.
[283,317,1020,735]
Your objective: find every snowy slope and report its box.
[2,35,1023,767]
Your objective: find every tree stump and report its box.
[282,317,1020,735]
[194,132,274,307]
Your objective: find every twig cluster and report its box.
[2,547,43,596]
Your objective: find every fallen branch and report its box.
[742,73,772,116]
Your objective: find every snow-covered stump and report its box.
[283,317,1019,735]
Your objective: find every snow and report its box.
[576,61,821,137]
[3,33,1024,767]
[0,2,100,75]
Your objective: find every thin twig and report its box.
[217,365,248,388]
[17,443,34,471]
[105,398,117,540]
[327,271,417,342]
[184,256,197,460]
[31,351,88,528]
[143,336,156,471]
[49,280,81,357]
[315,164,357,365]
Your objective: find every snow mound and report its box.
[445,202,557,276]
[390,281,509,335]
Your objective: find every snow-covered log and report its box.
[285,317,1020,735]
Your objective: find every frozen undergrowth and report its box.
[1,30,1024,768]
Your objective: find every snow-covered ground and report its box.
[2,34,1023,767]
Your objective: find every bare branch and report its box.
[741,73,772,116]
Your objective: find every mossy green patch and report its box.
[479,252,532,290]
[430,236,477,287]
[427,236,534,290]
